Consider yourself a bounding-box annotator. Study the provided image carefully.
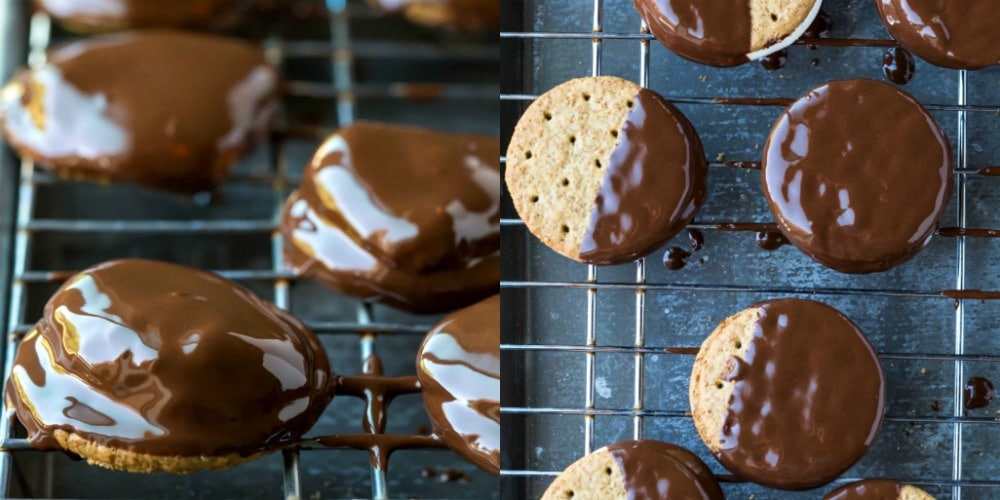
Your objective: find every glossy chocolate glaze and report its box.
[719,299,885,490]
[5,259,332,458]
[606,440,723,500]
[416,295,499,474]
[35,0,243,32]
[688,228,705,251]
[877,0,1000,69]
[579,89,706,264]
[283,122,500,314]
[762,79,952,274]
[760,50,788,71]
[367,0,499,31]
[663,246,691,270]
[0,31,278,192]
[882,46,915,85]
[824,479,903,500]
[633,0,752,67]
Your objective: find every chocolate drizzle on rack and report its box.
[313,352,445,470]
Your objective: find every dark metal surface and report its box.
[500,1,1000,499]
[0,1,500,498]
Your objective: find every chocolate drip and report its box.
[606,441,723,499]
[718,299,885,489]
[941,290,1000,301]
[762,79,952,274]
[633,0,752,67]
[579,89,706,264]
[976,167,1000,176]
[795,38,897,48]
[882,47,916,85]
[964,377,995,410]
[416,295,500,474]
[663,247,692,270]
[759,50,788,71]
[666,347,700,355]
[5,259,332,458]
[802,10,832,48]
[937,227,1000,238]
[712,97,795,106]
[320,355,446,469]
[688,229,705,251]
[755,231,789,251]
[0,31,279,192]
[877,0,1000,69]
[824,479,903,500]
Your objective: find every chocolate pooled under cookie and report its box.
[282,121,500,314]
[416,294,500,474]
[762,78,952,274]
[0,30,279,192]
[4,259,332,474]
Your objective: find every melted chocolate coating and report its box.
[633,0,752,67]
[579,89,706,264]
[0,31,279,192]
[877,0,1000,69]
[824,479,903,500]
[283,122,500,314]
[416,295,499,474]
[719,299,885,490]
[367,0,499,31]
[606,440,723,500]
[762,79,952,274]
[34,0,244,32]
[5,259,332,458]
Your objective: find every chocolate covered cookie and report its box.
[417,294,499,474]
[825,479,935,500]
[876,0,1000,69]
[762,79,952,274]
[0,31,279,192]
[506,76,706,265]
[542,440,723,499]
[634,0,823,67]
[690,299,885,490]
[4,259,332,473]
[282,121,499,314]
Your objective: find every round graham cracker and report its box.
[541,447,628,500]
[749,0,823,53]
[689,306,759,455]
[506,76,640,262]
[51,429,269,474]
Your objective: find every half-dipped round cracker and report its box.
[506,76,706,265]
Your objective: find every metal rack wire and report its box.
[0,2,499,499]
[500,1,1000,498]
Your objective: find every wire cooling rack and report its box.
[500,1,1000,499]
[0,1,499,498]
